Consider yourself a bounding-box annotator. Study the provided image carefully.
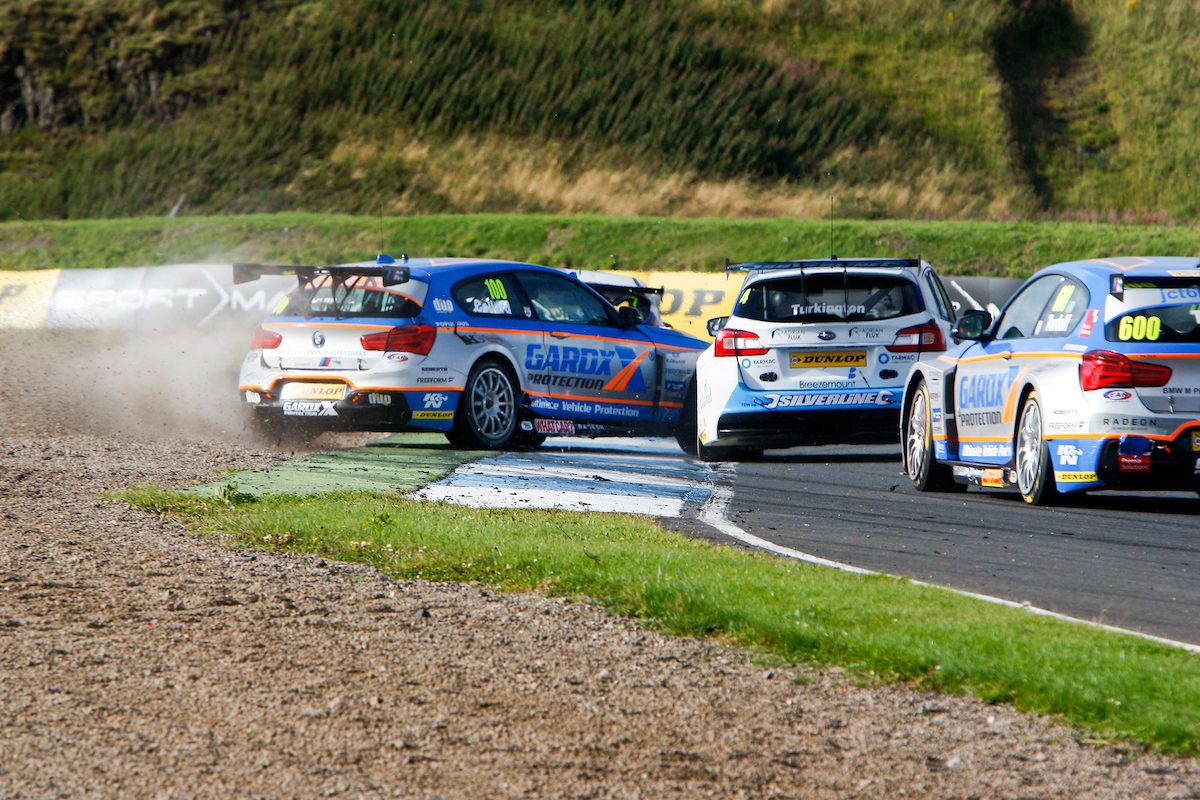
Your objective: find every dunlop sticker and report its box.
[789,350,867,368]
[412,410,455,420]
[280,382,346,400]
[1054,471,1099,483]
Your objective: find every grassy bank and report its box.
[4,213,1200,278]
[122,485,1200,756]
[5,2,1200,220]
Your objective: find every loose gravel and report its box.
[2,332,1199,798]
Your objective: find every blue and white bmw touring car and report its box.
[693,258,958,461]
[902,256,1200,504]
[236,256,707,449]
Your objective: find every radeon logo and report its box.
[312,331,326,348]
[818,330,836,341]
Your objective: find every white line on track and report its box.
[699,468,1200,654]
[420,485,685,516]
[415,437,713,516]
[452,462,701,489]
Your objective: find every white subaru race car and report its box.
[692,257,957,460]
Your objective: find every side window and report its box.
[921,273,950,321]
[514,272,614,327]
[452,274,520,318]
[1034,278,1089,338]
[995,276,1064,340]
[924,272,956,321]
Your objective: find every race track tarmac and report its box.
[723,444,1200,646]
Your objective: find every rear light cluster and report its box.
[887,322,944,353]
[714,329,769,357]
[1080,349,1172,391]
[360,324,437,355]
[251,326,282,349]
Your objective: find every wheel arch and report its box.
[900,366,940,439]
[1012,379,1041,444]
[458,350,527,419]
[466,348,524,392]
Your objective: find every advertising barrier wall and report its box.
[0,265,293,331]
[0,265,1022,338]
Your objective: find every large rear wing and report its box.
[725,257,920,274]
[232,260,410,287]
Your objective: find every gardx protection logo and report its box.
[525,344,649,393]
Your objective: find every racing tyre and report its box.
[905,379,961,492]
[676,381,698,456]
[456,360,519,449]
[1015,391,1059,505]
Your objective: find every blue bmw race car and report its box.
[236,256,707,449]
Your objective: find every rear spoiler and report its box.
[725,257,920,274]
[232,260,410,287]
[587,283,664,296]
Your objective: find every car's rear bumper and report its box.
[716,407,900,447]
[245,391,415,432]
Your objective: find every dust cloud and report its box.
[0,329,257,442]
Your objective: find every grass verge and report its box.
[4,213,1200,277]
[121,485,1200,757]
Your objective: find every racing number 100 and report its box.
[484,278,508,300]
[1118,315,1162,341]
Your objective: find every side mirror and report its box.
[952,309,992,341]
[617,306,641,328]
[706,316,729,336]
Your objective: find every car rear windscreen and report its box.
[734,273,923,323]
[1105,280,1200,343]
[276,282,424,320]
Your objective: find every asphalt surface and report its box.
[720,444,1200,646]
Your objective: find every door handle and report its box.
[1002,351,1013,360]
[551,331,571,339]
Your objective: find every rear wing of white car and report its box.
[725,257,920,274]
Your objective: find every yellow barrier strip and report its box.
[0,270,60,329]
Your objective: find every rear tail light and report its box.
[714,329,769,357]
[1080,349,1172,391]
[360,324,437,355]
[887,321,945,353]
[251,326,282,349]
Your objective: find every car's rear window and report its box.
[1105,280,1200,343]
[734,273,924,323]
[275,281,424,320]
